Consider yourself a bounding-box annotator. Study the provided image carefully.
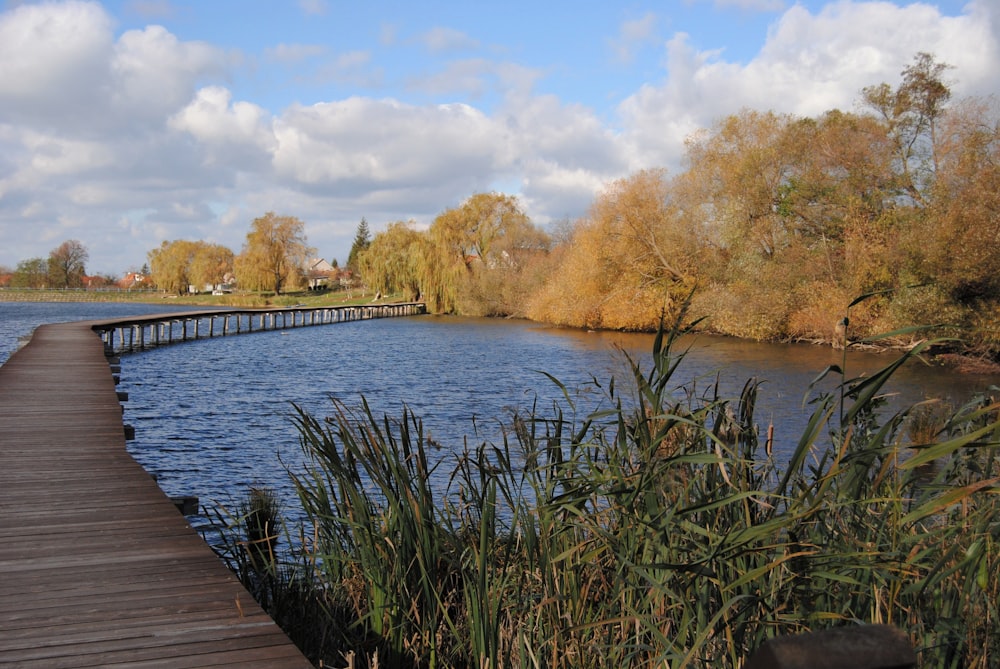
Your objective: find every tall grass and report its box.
[215,307,1000,668]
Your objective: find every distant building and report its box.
[118,272,151,290]
[305,258,335,290]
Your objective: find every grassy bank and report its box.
[214,310,1000,668]
[0,289,170,304]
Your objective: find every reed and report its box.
[218,307,1000,668]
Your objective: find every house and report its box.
[118,272,151,290]
[305,258,335,290]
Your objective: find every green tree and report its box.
[11,258,48,289]
[425,192,540,313]
[235,212,314,295]
[346,218,371,272]
[47,239,88,289]
[358,221,427,300]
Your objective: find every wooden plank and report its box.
[0,321,313,668]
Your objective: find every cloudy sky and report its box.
[0,0,996,275]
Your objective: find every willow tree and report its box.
[190,243,235,290]
[148,239,199,293]
[890,97,1000,357]
[235,213,313,294]
[357,220,427,300]
[422,192,542,314]
[147,240,234,293]
[685,110,800,261]
[761,110,900,338]
[682,108,895,340]
[11,258,47,289]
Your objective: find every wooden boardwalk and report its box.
[90,302,426,355]
[0,321,313,668]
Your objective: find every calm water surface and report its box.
[3,302,998,529]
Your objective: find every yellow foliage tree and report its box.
[148,240,235,293]
[148,240,199,293]
[235,213,313,294]
[190,243,234,291]
[529,169,700,330]
[424,192,545,314]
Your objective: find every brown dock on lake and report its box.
[0,321,313,667]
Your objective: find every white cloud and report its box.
[0,1,113,124]
[124,0,176,19]
[265,43,327,64]
[609,13,659,64]
[25,133,115,176]
[714,0,786,11]
[272,98,500,193]
[419,26,480,53]
[409,59,541,102]
[298,0,329,17]
[379,23,399,46]
[312,50,379,88]
[111,26,229,123]
[170,87,274,151]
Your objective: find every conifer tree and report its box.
[346,218,371,271]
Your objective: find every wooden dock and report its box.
[0,320,315,667]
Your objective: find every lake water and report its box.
[3,301,998,529]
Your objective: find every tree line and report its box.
[147,212,316,295]
[4,240,96,289]
[359,53,1000,361]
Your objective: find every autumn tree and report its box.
[425,192,543,314]
[147,240,200,293]
[47,240,88,289]
[685,110,802,260]
[190,243,234,291]
[461,216,551,317]
[862,52,953,205]
[529,169,699,330]
[235,213,313,294]
[889,96,1000,355]
[346,218,371,272]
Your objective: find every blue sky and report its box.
[0,0,996,274]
